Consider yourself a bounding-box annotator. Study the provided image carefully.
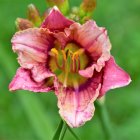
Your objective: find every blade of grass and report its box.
[59,122,67,140]
[52,119,64,140]
[95,101,114,140]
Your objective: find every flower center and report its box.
[49,42,89,87]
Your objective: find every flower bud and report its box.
[15,18,34,31]
[46,0,69,15]
[27,4,42,26]
[80,0,96,17]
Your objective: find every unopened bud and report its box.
[80,0,96,17]
[27,4,42,26]
[15,18,34,31]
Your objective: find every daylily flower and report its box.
[9,7,131,128]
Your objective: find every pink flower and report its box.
[9,7,131,128]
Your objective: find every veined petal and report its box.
[11,28,54,69]
[41,6,74,31]
[54,32,68,48]
[62,20,111,78]
[78,29,111,77]
[99,56,131,97]
[54,72,102,128]
[9,68,53,92]
[65,20,111,59]
[31,63,54,83]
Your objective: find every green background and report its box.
[0,0,140,139]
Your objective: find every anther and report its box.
[61,50,67,68]
[72,48,84,60]
[51,48,58,56]
[77,56,81,70]
[50,48,62,69]
[71,49,84,72]
[72,58,77,72]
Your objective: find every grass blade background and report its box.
[0,45,53,140]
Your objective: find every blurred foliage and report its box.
[0,0,140,140]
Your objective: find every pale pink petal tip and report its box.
[59,103,95,128]
[73,20,111,78]
[100,56,131,97]
[55,78,102,127]
[11,28,54,69]
[41,6,74,31]
[79,67,94,78]
[9,68,51,92]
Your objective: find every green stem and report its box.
[67,126,81,140]
[96,101,114,140]
[52,120,64,140]
[59,122,67,140]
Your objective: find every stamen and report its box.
[61,50,67,69]
[50,47,84,73]
[72,57,77,72]
[71,49,84,72]
[61,50,67,61]
[72,48,84,60]
[70,58,73,72]
[63,70,68,88]
[50,48,62,69]
[67,50,74,72]
[49,43,89,87]
[51,48,59,56]
[77,56,81,70]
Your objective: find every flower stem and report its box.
[67,126,81,140]
[52,120,64,140]
[59,122,67,140]
[95,101,114,140]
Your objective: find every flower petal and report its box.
[31,63,54,83]
[65,20,111,59]
[41,6,74,31]
[99,56,131,97]
[78,29,111,77]
[61,20,111,78]
[9,68,52,92]
[54,72,102,128]
[11,28,54,69]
